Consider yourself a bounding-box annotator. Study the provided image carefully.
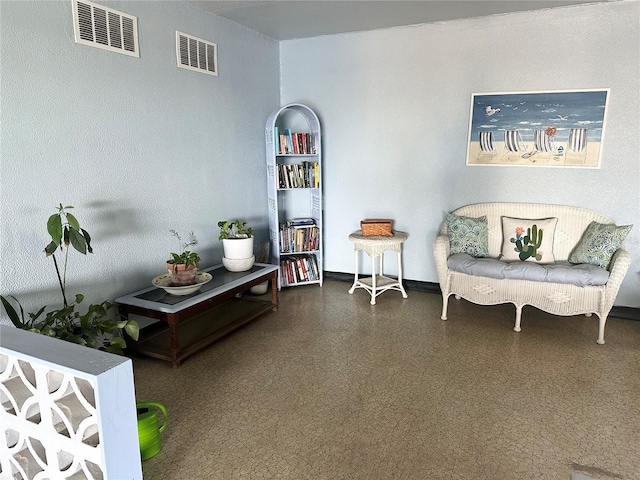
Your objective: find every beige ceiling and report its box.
[187,0,609,40]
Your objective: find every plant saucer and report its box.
[152,272,212,296]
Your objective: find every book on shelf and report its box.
[308,134,316,154]
[279,223,320,253]
[279,134,287,154]
[279,254,319,285]
[286,129,294,154]
[294,164,303,187]
[287,218,316,227]
[274,129,317,155]
[292,132,299,154]
[276,162,319,189]
[309,255,319,279]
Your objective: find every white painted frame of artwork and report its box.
[466,88,610,168]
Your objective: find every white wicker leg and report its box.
[397,251,408,298]
[370,254,376,305]
[441,294,449,320]
[348,249,359,294]
[514,305,523,332]
[597,315,606,345]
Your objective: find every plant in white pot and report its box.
[166,230,201,285]
[218,220,254,271]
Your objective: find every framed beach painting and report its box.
[466,89,609,168]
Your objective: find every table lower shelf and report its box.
[355,275,399,289]
[349,275,408,305]
[130,297,274,365]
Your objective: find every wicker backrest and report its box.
[443,203,615,261]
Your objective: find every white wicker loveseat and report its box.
[433,203,632,344]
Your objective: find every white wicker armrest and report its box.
[433,234,450,288]
[604,247,632,312]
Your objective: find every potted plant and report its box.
[166,230,201,285]
[0,204,139,355]
[218,220,254,271]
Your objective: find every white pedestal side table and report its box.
[348,231,408,305]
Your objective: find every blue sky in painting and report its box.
[469,90,608,143]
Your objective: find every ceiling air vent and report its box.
[176,31,218,77]
[72,0,139,57]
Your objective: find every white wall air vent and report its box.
[176,31,218,76]
[72,0,139,57]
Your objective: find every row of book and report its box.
[275,128,317,155]
[277,162,319,189]
[280,254,320,285]
[280,223,320,253]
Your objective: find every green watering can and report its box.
[136,402,168,461]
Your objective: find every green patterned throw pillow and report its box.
[447,213,489,258]
[569,221,632,269]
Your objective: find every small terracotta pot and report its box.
[166,262,198,286]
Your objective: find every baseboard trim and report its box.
[323,271,640,321]
[324,271,441,293]
[610,306,640,321]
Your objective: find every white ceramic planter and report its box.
[222,237,254,259]
[222,255,255,272]
[249,280,269,295]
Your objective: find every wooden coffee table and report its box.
[116,263,278,367]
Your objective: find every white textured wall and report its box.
[280,1,640,307]
[0,1,280,323]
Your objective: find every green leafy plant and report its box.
[0,204,139,354]
[167,230,200,270]
[218,220,253,240]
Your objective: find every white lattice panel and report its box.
[0,326,142,480]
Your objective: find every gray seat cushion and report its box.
[447,253,609,287]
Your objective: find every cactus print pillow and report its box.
[569,221,632,269]
[500,217,558,264]
[446,214,489,258]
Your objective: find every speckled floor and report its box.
[132,280,640,480]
